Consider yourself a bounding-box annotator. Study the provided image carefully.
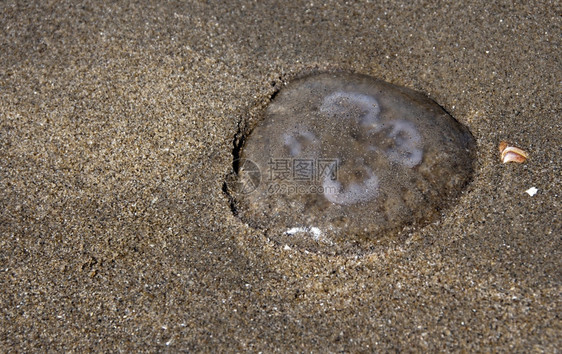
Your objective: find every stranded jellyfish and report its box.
[227,72,475,255]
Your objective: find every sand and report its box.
[1,0,560,351]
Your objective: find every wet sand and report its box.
[1,1,560,351]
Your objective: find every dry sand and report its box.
[1,0,560,351]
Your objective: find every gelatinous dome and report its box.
[229,72,475,255]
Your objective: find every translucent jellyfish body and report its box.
[230,72,475,255]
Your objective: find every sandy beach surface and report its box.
[1,0,560,351]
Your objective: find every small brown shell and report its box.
[499,141,528,163]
